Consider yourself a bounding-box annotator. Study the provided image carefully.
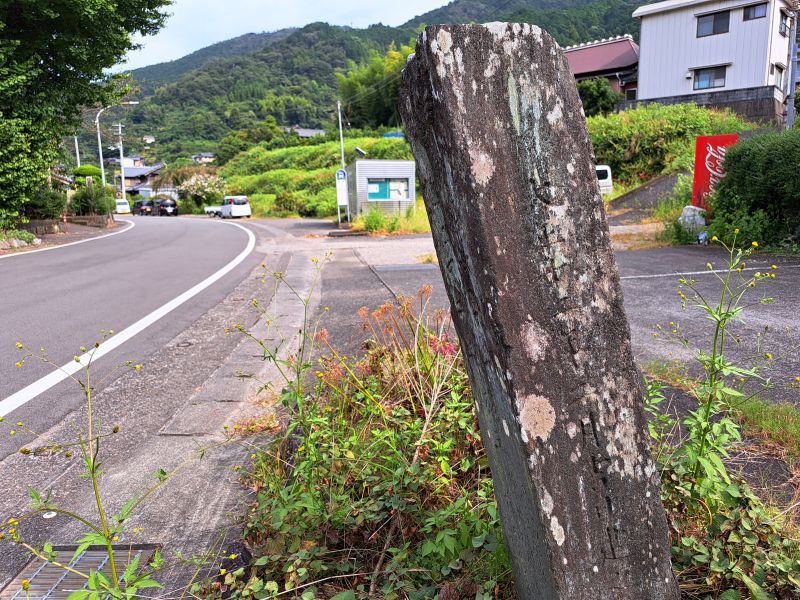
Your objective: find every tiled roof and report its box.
[563,35,640,76]
[122,163,164,178]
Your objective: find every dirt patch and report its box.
[610,223,666,251]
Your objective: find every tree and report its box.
[576,77,624,117]
[0,1,170,228]
[338,41,415,128]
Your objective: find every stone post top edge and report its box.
[414,22,548,46]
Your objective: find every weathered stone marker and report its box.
[399,23,679,599]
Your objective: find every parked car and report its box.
[204,204,222,217]
[596,165,613,196]
[134,200,155,216]
[220,195,252,219]
[158,199,178,216]
[114,199,131,214]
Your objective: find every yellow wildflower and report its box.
[752,241,759,247]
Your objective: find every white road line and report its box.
[621,264,800,281]
[0,219,136,260]
[0,222,256,417]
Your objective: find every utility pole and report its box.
[116,123,127,204]
[786,5,798,129]
[74,136,81,168]
[337,100,346,169]
[337,100,350,221]
[94,101,139,188]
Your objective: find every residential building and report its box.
[142,135,156,145]
[191,152,216,165]
[563,35,640,100]
[633,0,797,123]
[118,163,165,195]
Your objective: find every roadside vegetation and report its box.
[709,128,800,253]
[350,199,431,234]
[189,236,800,598]
[588,103,751,189]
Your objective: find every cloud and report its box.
[122,0,443,70]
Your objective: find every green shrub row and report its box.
[710,128,800,249]
[227,168,340,217]
[221,137,412,177]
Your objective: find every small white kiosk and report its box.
[345,159,416,218]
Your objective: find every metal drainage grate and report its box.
[0,545,159,600]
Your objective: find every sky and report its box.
[122,0,450,71]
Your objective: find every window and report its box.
[743,3,767,21]
[779,13,790,36]
[625,88,637,101]
[697,11,730,37]
[694,66,727,90]
[775,65,785,89]
[367,178,410,201]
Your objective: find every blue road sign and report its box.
[336,169,347,181]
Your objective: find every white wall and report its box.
[638,0,792,99]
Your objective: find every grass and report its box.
[650,196,686,223]
[735,398,800,464]
[350,197,431,234]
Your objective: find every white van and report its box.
[596,165,613,196]
[114,199,131,214]
[220,196,252,218]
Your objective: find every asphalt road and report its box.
[0,216,261,459]
[370,245,800,405]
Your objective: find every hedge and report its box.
[710,128,800,248]
[587,103,751,185]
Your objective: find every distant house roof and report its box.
[285,125,326,138]
[123,163,164,178]
[192,152,215,158]
[563,35,640,77]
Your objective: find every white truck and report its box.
[219,196,252,218]
[204,204,222,217]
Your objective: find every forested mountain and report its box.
[124,0,648,161]
[128,30,296,95]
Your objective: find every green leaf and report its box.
[122,553,141,584]
[718,590,741,600]
[132,578,163,590]
[71,532,107,565]
[330,592,356,600]
[736,569,774,600]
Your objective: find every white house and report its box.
[633,0,796,123]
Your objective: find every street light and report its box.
[95,101,139,188]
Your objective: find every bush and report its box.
[588,104,752,186]
[73,165,102,178]
[362,208,388,232]
[24,188,67,219]
[0,229,36,243]
[576,77,623,117]
[69,185,114,216]
[710,128,800,248]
